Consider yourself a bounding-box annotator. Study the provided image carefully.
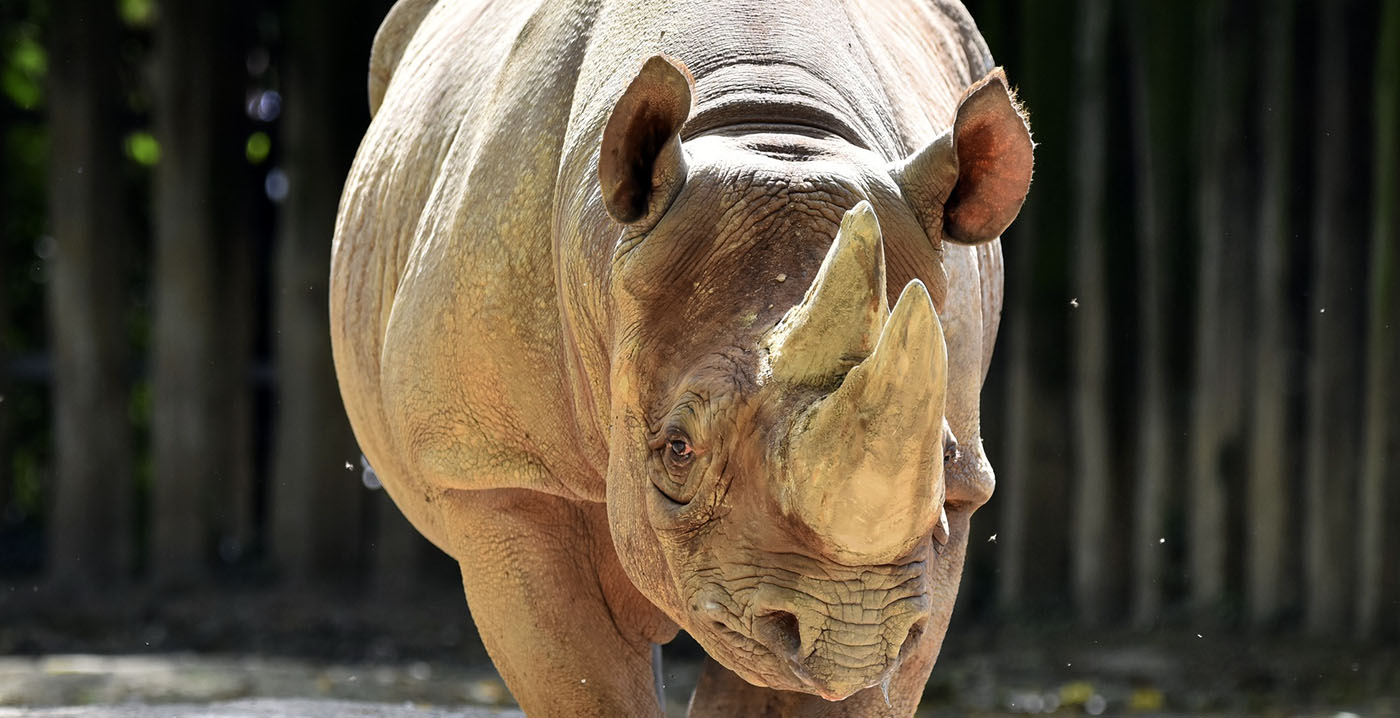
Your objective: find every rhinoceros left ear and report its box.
[599,55,693,225]
[892,68,1034,245]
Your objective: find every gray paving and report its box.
[0,699,523,718]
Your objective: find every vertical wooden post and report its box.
[1357,0,1400,640]
[1187,0,1231,619]
[1304,0,1366,636]
[1245,0,1297,631]
[1125,0,1174,629]
[270,0,384,583]
[1069,0,1112,626]
[44,0,134,587]
[150,0,219,586]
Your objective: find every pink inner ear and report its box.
[944,76,1034,244]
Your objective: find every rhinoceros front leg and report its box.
[686,631,936,718]
[441,488,668,717]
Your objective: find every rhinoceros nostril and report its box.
[754,610,802,658]
[897,618,927,662]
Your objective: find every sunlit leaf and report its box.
[11,35,45,74]
[245,131,271,164]
[118,0,156,27]
[2,33,46,109]
[124,131,160,166]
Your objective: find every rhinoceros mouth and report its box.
[702,609,912,699]
[688,547,933,698]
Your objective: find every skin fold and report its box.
[329,1,1032,715]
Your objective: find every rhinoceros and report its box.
[330,0,1032,715]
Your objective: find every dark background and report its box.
[1,0,1397,713]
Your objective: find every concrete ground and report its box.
[0,699,522,718]
[1,641,1395,717]
[0,655,533,718]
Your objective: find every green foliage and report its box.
[2,25,45,110]
[118,0,156,28]
[124,130,161,166]
[246,131,272,164]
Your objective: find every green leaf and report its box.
[124,131,161,166]
[119,0,156,27]
[245,131,271,164]
[2,33,46,109]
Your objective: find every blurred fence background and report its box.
[0,0,1397,646]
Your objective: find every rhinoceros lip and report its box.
[700,603,902,700]
[772,643,897,702]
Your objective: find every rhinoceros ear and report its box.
[599,55,693,225]
[892,68,1034,245]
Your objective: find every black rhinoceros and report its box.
[330,0,1032,715]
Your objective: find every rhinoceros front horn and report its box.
[768,203,949,565]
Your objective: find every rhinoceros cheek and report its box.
[602,451,688,620]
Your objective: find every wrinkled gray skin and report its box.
[330,1,1030,715]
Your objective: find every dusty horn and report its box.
[763,201,888,386]
[781,279,949,565]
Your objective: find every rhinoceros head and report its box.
[595,56,1031,700]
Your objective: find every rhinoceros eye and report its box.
[652,426,701,503]
[667,438,694,467]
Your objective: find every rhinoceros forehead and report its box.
[613,172,863,304]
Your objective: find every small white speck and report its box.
[775,273,787,283]
[580,678,587,684]
[1196,633,1203,638]
[1320,308,1327,313]
[987,534,998,543]
[345,461,353,470]
[1159,537,1165,544]
[1069,297,1079,308]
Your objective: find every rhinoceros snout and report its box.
[742,582,932,701]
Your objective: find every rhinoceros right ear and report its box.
[892,68,1034,245]
[599,55,693,225]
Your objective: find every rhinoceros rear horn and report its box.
[892,68,1034,245]
[599,55,693,225]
